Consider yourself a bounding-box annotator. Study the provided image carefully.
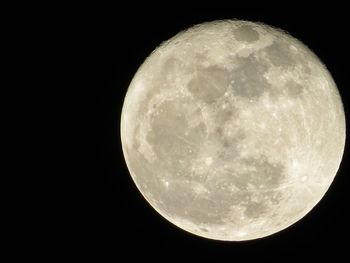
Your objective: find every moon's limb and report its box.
[121,20,346,241]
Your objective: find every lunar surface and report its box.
[120,20,345,241]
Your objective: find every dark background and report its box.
[74,5,349,260]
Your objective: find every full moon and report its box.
[120,20,345,241]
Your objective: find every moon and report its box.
[120,20,345,241]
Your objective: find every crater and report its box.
[207,171,250,206]
[186,197,226,224]
[194,52,209,65]
[214,102,238,126]
[244,201,267,218]
[285,79,304,98]
[234,25,260,42]
[134,57,185,133]
[157,180,198,217]
[187,65,230,103]
[159,178,235,226]
[147,98,206,175]
[269,191,284,205]
[161,57,183,79]
[208,127,243,163]
[264,40,296,67]
[233,155,285,190]
[231,55,270,98]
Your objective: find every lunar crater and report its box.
[263,40,297,68]
[187,65,230,103]
[230,54,270,98]
[285,79,304,98]
[234,25,260,42]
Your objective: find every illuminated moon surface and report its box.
[120,20,345,241]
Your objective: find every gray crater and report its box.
[147,98,206,175]
[231,55,270,98]
[285,79,304,98]
[235,155,285,190]
[186,197,226,225]
[234,25,260,42]
[187,65,230,103]
[264,40,296,67]
[245,201,267,218]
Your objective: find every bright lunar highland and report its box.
[120,20,345,241]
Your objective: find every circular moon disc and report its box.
[120,20,346,241]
